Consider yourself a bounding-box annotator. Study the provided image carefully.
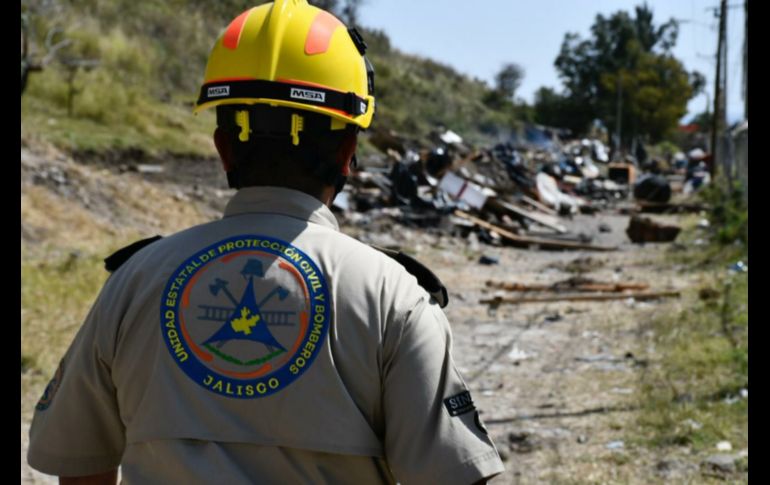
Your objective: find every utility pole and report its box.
[743,0,748,120]
[710,0,728,178]
[615,73,622,158]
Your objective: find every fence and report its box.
[720,120,748,201]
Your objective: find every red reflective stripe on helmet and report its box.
[304,10,342,55]
[223,9,252,50]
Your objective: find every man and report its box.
[27,1,505,483]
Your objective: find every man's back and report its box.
[29,187,503,484]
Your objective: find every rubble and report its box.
[337,124,700,253]
[633,174,672,203]
[454,210,616,251]
[626,215,681,243]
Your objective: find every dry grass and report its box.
[21,145,216,419]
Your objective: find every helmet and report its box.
[195,0,375,134]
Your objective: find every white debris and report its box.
[507,345,532,362]
[605,440,625,450]
[716,441,733,451]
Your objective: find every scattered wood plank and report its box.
[486,280,650,293]
[522,231,591,243]
[520,195,559,216]
[487,199,567,233]
[485,404,639,425]
[480,290,680,305]
[454,210,616,252]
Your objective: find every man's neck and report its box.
[244,183,335,208]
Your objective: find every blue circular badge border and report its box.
[160,234,330,399]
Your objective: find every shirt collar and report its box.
[223,186,339,231]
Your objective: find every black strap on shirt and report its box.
[370,245,449,308]
[104,235,162,273]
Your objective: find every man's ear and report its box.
[214,127,234,172]
[336,129,358,176]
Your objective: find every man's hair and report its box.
[216,105,356,189]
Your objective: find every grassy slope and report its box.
[21,1,518,159]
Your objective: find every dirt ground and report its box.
[21,146,723,483]
[344,206,713,484]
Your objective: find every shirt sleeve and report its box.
[27,279,126,477]
[381,297,505,485]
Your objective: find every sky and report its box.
[359,0,747,124]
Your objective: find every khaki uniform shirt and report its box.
[28,186,504,484]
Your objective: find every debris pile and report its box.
[334,124,707,250]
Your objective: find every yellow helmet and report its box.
[195,0,375,130]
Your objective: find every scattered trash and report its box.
[332,191,351,212]
[605,440,625,450]
[543,313,562,323]
[508,431,540,453]
[633,174,672,203]
[697,218,710,229]
[438,129,463,145]
[716,441,733,451]
[607,162,636,185]
[507,346,532,363]
[682,418,703,430]
[729,261,748,273]
[576,435,588,444]
[683,162,711,194]
[535,172,582,214]
[478,255,499,265]
[132,164,165,174]
[740,388,748,399]
[439,171,491,210]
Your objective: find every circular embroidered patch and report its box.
[160,235,330,398]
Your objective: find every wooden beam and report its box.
[487,199,567,233]
[480,291,680,305]
[486,280,650,292]
[454,210,616,251]
[520,195,559,215]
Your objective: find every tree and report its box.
[533,87,590,134]
[21,2,73,96]
[494,63,524,101]
[553,3,702,143]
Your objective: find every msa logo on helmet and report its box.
[290,88,326,103]
[208,86,230,98]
